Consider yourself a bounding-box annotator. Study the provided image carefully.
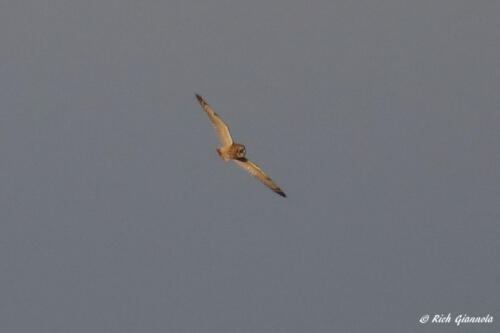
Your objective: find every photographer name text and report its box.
[419,313,493,326]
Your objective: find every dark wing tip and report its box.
[276,189,287,198]
[195,94,210,109]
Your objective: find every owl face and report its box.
[231,143,246,159]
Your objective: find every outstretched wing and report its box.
[233,158,286,197]
[196,94,233,146]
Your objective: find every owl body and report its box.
[217,143,246,162]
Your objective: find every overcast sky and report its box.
[1,1,499,332]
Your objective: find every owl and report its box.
[196,94,286,197]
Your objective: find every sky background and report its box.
[1,1,499,332]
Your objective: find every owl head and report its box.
[233,143,246,158]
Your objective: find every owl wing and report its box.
[233,158,286,197]
[196,94,233,146]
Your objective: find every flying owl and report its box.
[196,94,286,198]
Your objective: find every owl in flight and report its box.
[196,94,286,197]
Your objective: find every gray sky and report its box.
[1,1,499,332]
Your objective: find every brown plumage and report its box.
[196,94,286,197]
